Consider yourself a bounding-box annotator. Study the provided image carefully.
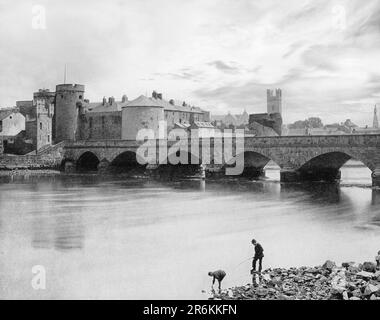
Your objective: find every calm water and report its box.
[1,162,380,299]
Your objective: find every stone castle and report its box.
[11,84,211,154]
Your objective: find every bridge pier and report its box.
[63,161,76,173]
[280,168,341,183]
[372,169,380,187]
[280,169,301,183]
[97,159,110,173]
[242,167,266,179]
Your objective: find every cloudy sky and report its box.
[0,0,380,125]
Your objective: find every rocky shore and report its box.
[211,260,380,300]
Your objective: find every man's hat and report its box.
[251,239,256,244]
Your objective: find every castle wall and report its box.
[122,107,164,140]
[79,111,122,140]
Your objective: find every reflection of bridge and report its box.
[62,135,380,186]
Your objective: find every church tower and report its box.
[374,105,379,129]
[267,89,282,114]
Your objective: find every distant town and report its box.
[0,84,379,157]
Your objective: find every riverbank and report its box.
[0,169,61,176]
[211,260,380,300]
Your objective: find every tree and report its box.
[307,117,323,128]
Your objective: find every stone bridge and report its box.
[62,134,380,186]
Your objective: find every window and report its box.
[0,120,2,132]
[89,117,93,129]
[47,135,50,143]
[40,122,42,130]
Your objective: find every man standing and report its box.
[251,239,264,273]
[208,270,226,293]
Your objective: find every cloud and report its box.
[0,0,379,126]
[208,60,240,73]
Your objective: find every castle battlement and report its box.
[56,84,85,92]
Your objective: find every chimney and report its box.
[169,99,175,105]
[182,101,186,107]
[122,94,128,103]
[108,97,115,105]
[157,93,162,100]
[152,91,158,99]
[102,96,107,105]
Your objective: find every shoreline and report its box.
[210,260,380,300]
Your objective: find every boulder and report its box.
[364,284,379,296]
[362,262,377,273]
[350,297,361,300]
[356,271,375,279]
[256,288,269,297]
[322,260,336,271]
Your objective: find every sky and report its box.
[0,0,380,126]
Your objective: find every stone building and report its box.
[267,88,282,114]
[121,91,211,140]
[0,108,28,154]
[248,88,283,136]
[11,84,212,152]
[17,89,55,151]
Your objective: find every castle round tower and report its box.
[121,94,164,140]
[54,84,85,142]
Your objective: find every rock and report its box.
[342,291,349,300]
[370,294,378,300]
[364,284,379,296]
[348,265,360,273]
[277,294,292,300]
[362,262,377,273]
[342,262,355,269]
[322,260,336,271]
[350,297,361,300]
[356,271,375,279]
[256,288,269,296]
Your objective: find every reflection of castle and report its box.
[7,84,212,154]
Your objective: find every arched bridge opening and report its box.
[297,152,371,183]
[76,151,100,172]
[109,151,147,175]
[231,151,280,179]
[157,151,202,179]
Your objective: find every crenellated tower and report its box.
[54,84,85,142]
[267,88,282,115]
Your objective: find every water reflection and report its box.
[0,167,380,299]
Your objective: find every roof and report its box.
[124,95,164,108]
[86,100,129,113]
[174,122,191,129]
[191,121,214,128]
[122,95,206,114]
[0,109,15,121]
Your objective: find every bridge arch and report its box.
[76,151,100,172]
[157,150,202,178]
[109,150,147,173]
[233,150,281,178]
[297,151,372,182]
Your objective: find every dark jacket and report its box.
[254,243,264,258]
[212,270,226,281]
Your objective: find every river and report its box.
[0,161,380,299]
